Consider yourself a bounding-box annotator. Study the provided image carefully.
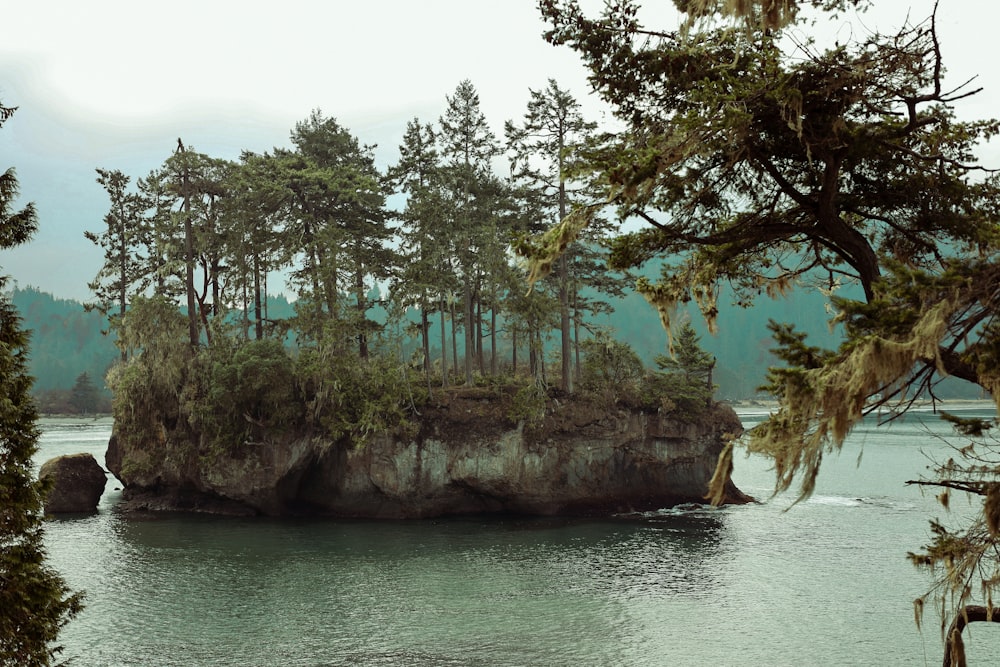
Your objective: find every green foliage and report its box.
[295,340,427,444]
[905,428,1000,643]
[940,412,994,438]
[185,338,303,452]
[69,372,100,414]
[644,323,716,420]
[278,110,394,356]
[114,295,190,365]
[579,331,644,403]
[0,102,82,665]
[438,79,502,385]
[506,78,606,393]
[109,294,429,456]
[539,0,1000,650]
[575,326,719,417]
[387,118,456,377]
[107,295,192,446]
[86,167,151,348]
[508,382,547,428]
[0,292,84,665]
[670,0,856,32]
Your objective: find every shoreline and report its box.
[730,398,996,417]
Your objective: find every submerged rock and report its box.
[106,396,748,518]
[39,452,107,514]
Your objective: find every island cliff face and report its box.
[105,394,748,518]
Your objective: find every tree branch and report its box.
[905,478,988,495]
[942,605,1000,667]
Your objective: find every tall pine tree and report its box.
[506,79,599,393]
[0,101,83,665]
[388,118,457,383]
[86,168,150,360]
[439,80,499,384]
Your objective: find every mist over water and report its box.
[39,409,1000,666]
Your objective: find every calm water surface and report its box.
[37,408,1000,666]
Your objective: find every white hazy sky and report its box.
[0,0,996,301]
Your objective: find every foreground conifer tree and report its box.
[0,102,83,665]
[536,0,1000,658]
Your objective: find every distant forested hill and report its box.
[8,287,299,398]
[5,284,979,404]
[593,283,844,400]
[6,287,301,402]
[9,287,118,397]
[596,280,980,400]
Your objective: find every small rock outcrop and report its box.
[39,453,107,514]
[106,395,748,518]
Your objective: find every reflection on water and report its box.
[76,514,733,666]
[555,510,732,601]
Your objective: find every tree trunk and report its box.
[512,329,518,376]
[197,296,213,346]
[942,605,1000,667]
[490,306,497,376]
[421,290,431,373]
[117,199,128,362]
[559,254,572,393]
[356,266,368,360]
[557,143,573,394]
[816,154,880,300]
[439,295,448,388]
[476,295,484,375]
[572,295,582,384]
[253,254,263,340]
[319,245,338,320]
[263,272,269,326]
[706,361,715,407]
[240,277,249,341]
[211,256,222,317]
[450,298,459,383]
[181,160,198,349]
[529,321,539,380]
[536,329,546,385]
[463,279,474,385]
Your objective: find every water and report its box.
[35,408,1000,666]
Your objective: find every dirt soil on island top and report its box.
[420,383,634,444]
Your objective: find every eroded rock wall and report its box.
[107,402,746,517]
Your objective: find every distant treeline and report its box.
[10,286,116,409]
[11,281,978,404]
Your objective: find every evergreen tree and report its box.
[11,287,119,397]
[439,80,499,384]
[173,140,203,349]
[506,79,599,393]
[283,111,393,356]
[0,101,83,666]
[86,168,150,360]
[69,372,100,414]
[579,330,644,400]
[387,118,458,383]
[473,173,520,377]
[138,144,238,348]
[539,0,1000,654]
[649,322,716,418]
[131,142,216,349]
[221,151,291,341]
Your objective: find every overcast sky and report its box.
[0,0,995,301]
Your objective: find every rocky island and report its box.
[105,387,748,518]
